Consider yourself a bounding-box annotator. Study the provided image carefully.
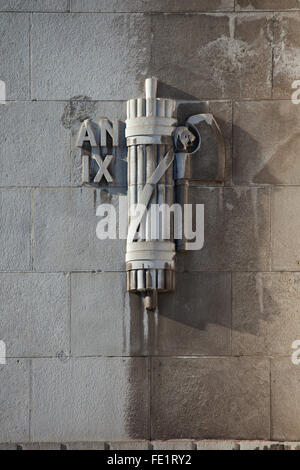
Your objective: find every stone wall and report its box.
[1,0,300,443]
[0,440,299,450]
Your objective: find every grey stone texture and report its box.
[271,357,300,441]
[233,101,300,185]
[31,357,149,441]
[29,12,276,101]
[0,360,30,442]
[271,187,300,270]
[152,440,195,450]
[33,188,126,272]
[0,273,69,357]
[70,101,127,188]
[175,100,232,184]
[2,439,300,450]
[109,441,149,450]
[17,442,62,450]
[178,186,271,272]
[236,0,300,10]
[0,4,299,445]
[206,101,233,185]
[0,102,70,186]
[273,13,300,98]
[71,0,235,12]
[232,273,300,355]
[148,13,273,100]
[31,13,151,100]
[71,272,129,356]
[152,272,231,356]
[0,13,30,99]
[151,358,270,440]
[196,440,239,450]
[0,189,31,271]
[238,440,300,450]
[63,441,106,450]
[0,443,18,449]
[71,272,149,356]
[0,1,69,11]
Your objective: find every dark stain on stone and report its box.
[237,0,251,7]
[61,95,97,129]
[56,350,69,362]
[99,189,112,204]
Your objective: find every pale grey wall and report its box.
[1,0,300,442]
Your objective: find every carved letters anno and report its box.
[76,118,120,184]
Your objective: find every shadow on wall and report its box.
[67,82,282,440]
[124,85,284,440]
[166,125,282,333]
[64,87,283,341]
[234,122,282,186]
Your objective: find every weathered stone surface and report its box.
[71,274,149,356]
[149,13,273,100]
[152,440,195,450]
[271,187,300,270]
[236,0,300,10]
[152,272,231,356]
[70,101,127,187]
[151,358,270,440]
[18,443,62,450]
[271,358,300,441]
[0,13,29,99]
[234,101,300,185]
[33,188,125,272]
[2,3,300,446]
[68,100,127,132]
[0,443,17,450]
[31,357,149,441]
[72,273,130,356]
[0,360,30,442]
[232,273,300,355]
[0,189,31,271]
[207,101,233,185]
[63,442,106,450]
[4,440,300,449]
[109,441,149,450]
[279,442,300,450]
[178,187,271,272]
[0,102,70,186]
[0,1,68,11]
[175,100,232,184]
[31,13,151,100]
[0,273,69,357]
[273,13,300,98]
[196,440,239,450]
[239,440,286,450]
[71,0,234,12]
[72,100,230,188]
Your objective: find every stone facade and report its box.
[0,0,300,445]
[1,440,300,450]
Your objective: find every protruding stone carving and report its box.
[74,79,225,311]
[125,78,225,311]
[125,78,177,311]
[76,118,120,184]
